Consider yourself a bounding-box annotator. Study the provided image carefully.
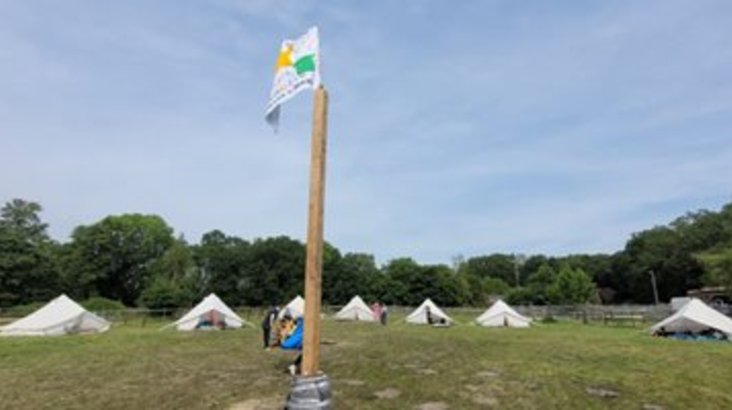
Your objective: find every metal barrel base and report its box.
[285,373,332,410]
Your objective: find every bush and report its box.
[506,287,533,305]
[82,297,126,312]
[139,277,192,309]
[2,301,46,317]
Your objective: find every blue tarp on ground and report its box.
[669,333,727,342]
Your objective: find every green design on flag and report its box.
[294,55,316,75]
[265,27,321,131]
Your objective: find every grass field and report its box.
[1,312,731,410]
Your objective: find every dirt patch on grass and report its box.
[476,369,500,378]
[642,404,665,410]
[340,379,365,386]
[252,376,280,387]
[228,397,281,410]
[416,368,438,375]
[464,384,480,392]
[459,386,499,406]
[585,386,619,398]
[374,388,401,399]
[415,401,449,410]
[472,394,498,406]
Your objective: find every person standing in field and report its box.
[380,303,388,325]
[372,302,382,322]
[261,306,279,349]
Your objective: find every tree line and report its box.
[1,198,731,309]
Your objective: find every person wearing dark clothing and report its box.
[261,306,280,349]
[426,306,433,325]
[380,304,388,325]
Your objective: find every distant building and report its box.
[686,286,731,314]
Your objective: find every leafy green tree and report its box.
[0,199,59,306]
[324,252,378,305]
[320,242,344,304]
[556,254,612,282]
[506,286,533,305]
[623,227,703,303]
[527,263,556,304]
[547,265,597,304]
[482,276,510,296]
[240,236,304,306]
[383,258,424,305]
[81,296,126,312]
[142,238,199,307]
[520,255,561,284]
[672,210,727,251]
[698,246,732,296]
[433,264,469,306]
[1,199,48,239]
[464,254,518,285]
[151,238,197,281]
[367,271,407,305]
[64,214,175,305]
[457,272,485,306]
[139,276,192,309]
[381,258,468,306]
[192,230,250,305]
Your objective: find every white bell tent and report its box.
[335,295,376,321]
[279,295,305,319]
[650,298,732,337]
[0,294,110,336]
[172,293,244,331]
[475,300,531,328]
[406,298,453,325]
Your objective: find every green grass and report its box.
[1,313,730,409]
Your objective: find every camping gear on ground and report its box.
[0,294,110,336]
[334,296,375,321]
[650,298,732,339]
[281,318,304,350]
[406,298,453,325]
[475,300,532,328]
[170,293,244,331]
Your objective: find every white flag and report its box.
[265,27,321,131]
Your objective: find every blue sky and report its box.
[1,0,731,264]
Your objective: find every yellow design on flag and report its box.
[275,45,293,71]
[265,27,321,131]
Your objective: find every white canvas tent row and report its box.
[172,293,245,331]
[335,295,375,321]
[650,298,732,337]
[0,294,110,336]
[406,298,453,325]
[279,295,305,319]
[475,300,531,328]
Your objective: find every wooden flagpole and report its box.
[301,85,328,377]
